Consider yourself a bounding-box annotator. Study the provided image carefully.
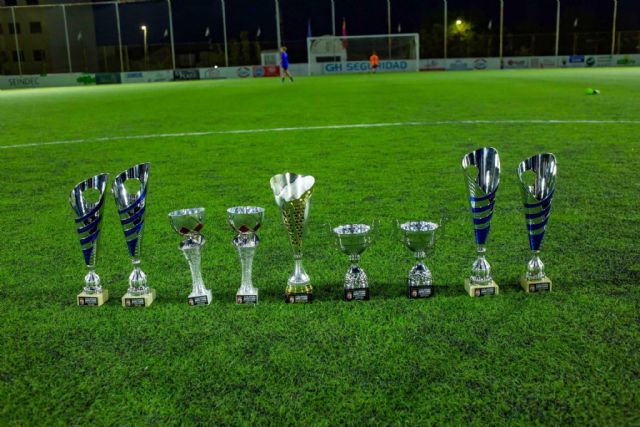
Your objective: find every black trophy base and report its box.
[236,294,258,305]
[520,276,552,293]
[344,288,369,301]
[285,292,313,304]
[464,279,499,297]
[408,285,434,299]
[78,289,109,306]
[122,288,156,308]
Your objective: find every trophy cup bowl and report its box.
[228,206,265,304]
[70,173,110,306]
[399,221,438,298]
[270,172,315,303]
[112,162,156,307]
[333,224,372,301]
[462,147,500,297]
[517,153,557,292]
[169,207,211,306]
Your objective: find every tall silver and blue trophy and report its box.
[462,147,500,297]
[112,162,156,307]
[517,153,557,293]
[333,224,373,301]
[70,173,110,306]
[169,208,212,305]
[228,206,265,304]
[270,172,315,304]
[398,221,439,298]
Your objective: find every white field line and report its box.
[2,119,639,150]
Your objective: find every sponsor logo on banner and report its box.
[448,59,472,71]
[237,67,251,78]
[474,58,487,70]
[201,67,222,79]
[95,72,121,85]
[596,55,613,67]
[617,55,637,66]
[420,59,445,71]
[530,57,557,68]
[173,69,200,81]
[76,74,96,85]
[8,76,40,88]
[324,60,408,73]
[586,57,596,67]
[254,65,280,77]
[504,58,529,69]
[569,55,585,63]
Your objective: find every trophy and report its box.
[70,173,110,306]
[112,162,155,307]
[462,147,500,297]
[517,153,557,293]
[332,224,373,301]
[270,172,315,304]
[227,206,265,304]
[169,208,212,305]
[398,221,438,298]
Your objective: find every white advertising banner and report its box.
[314,59,418,75]
[0,73,95,89]
[121,70,173,84]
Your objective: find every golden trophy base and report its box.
[78,289,109,306]
[122,288,156,307]
[520,276,552,293]
[464,279,499,297]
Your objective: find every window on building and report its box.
[33,49,45,61]
[5,0,18,6]
[9,22,20,35]
[26,0,39,4]
[30,22,42,33]
[12,50,25,62]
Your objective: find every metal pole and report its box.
[331,0,335,36]
[10,7,22,75]
[275,0,282,50]
[143,27,148,69]
[167,0,176,69]
[443,0,447,59]
[499,0,504,61]
[61,5,72,72]
[611,0,618,55]
[387,0,391,57]
[555,0,560,56]
[115,2,124,72]
[221,0,229,67]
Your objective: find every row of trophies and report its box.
[70,147,557,307]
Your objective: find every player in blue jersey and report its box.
[280,46,294,83]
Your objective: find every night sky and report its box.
[92,0,640,46]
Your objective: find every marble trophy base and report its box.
[408,284,434,299]
[188,289,212,306]
[236,290,258,305]
[78,289,109,306]
[285,284,313,304]
[520,276,552,293]
[344,287,369,301]
[122,288,156,307]
[464,279,499,297]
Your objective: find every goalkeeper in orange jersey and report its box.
[369,51,379,73]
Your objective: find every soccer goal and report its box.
[306,33,420,76]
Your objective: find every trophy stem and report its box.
[471,245,492,285]
[234,234,258,294]
[526,250,545,281]
[287,257,312,295]
[181,241,207,296]
[83,269,102,294]
[128,259,148,295]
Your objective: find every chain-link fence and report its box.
[0,0,638,75]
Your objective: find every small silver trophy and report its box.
[70,173,110,306]
[227,206,265,304]
[112,162,156,307]
[462,147,500,297]
[517,153,557,293]
[399,221,438,298]
[270,172,315,304]
[169,208,212,305]
[333,224,373,301]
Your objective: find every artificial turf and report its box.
[0,69,639,425]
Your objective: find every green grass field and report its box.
[1,69,639,425]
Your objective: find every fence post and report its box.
[221,0,229,67]
[499,0,504,62]
[115,1,124,72]
[611,0,618,55]
[555,0,560,56]
[275,0,282,50]
[10,7,22,75]
[443,0,447,59]
[61,5,72,72]
[167,0,176,69]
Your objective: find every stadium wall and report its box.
[1,54,638,90]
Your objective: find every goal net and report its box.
[306,33,419,75]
